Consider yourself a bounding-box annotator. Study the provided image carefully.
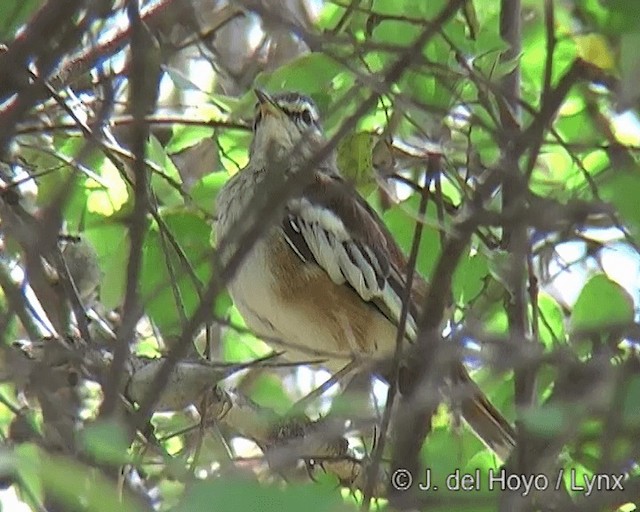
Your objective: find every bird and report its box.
[214,88,516,461]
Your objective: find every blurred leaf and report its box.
[382,197,441,278]
[486,250,512,292]
[222,307,272,362]
[554,99,601,147]
[465,275,507,324]
[191,171,229,216]
[217,129,251,174]
[84,223,129,309]
[0,0,40,37]
[148,135,184,207]
[246,373,293,415]
[86,155,129,217]
[536,293,566,348]
[376,0,448,18]
[483,305,509,335]
[16,445,143,512]
[165,67,208,93]
[80,420,130,465]
[176,478,342,512]
[469,115,501,165]
[255,53,345,107]
[521,31,576,105]
[531,147,575,197]
[372,19,421,47]
[520,404,567,438]
[401,69,452,111]
[141,209,212,337]
[316,2,349,30]
[578,0,640,34]
[471,367,515,419]
[31,140,78,208]
[619,32,640,108]
[471,0,501,29]
[599,171,640,239]
[453,252,489,305]
[167,125,215,155]
[336,131,379,193]
[166,102,226,154]
[621,375,640,427]
[574,33,616,70]
[570,274,634,332]
[420,427,499,511]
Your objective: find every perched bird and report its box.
[215,89,515,460]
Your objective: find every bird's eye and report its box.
[253,111,262,131]
[300,109,313,125]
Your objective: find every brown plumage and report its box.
[215,89,516,460]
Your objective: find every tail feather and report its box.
[453,363,516,461]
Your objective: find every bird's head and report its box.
[249,89,325,164]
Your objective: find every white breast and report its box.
[227,233,369,371]
[227,235,281,337]
[215,169,397,373]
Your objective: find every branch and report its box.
[131,0,469,443]
[100,0,156,418]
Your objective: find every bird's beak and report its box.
[254,88,282,119]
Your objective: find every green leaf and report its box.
[382,197,441,278]
[217,129,251,174]
[554,100,601,148]
[316,2,348,31]
[141,209,212,336]
[619,32,640,107]
[80,420,130,465]
[31,137,79,208]
[84,223,129,309]
[621,375,640,428]
[86,153,130,217]
[15,445,144,512]
[166,125,215,154]
[222,306,272,362]
[246,373,292,415]
[483,304,509,335]
[147,135,185,208]
[570,274,634,332]
[469,114,501,165]
[376,0,448,18]
[537,293,566,348]
[0,0,40,37]
[599,171,640,238]
[372,19,421,47]
[521,27,576,105]
[453,252,489,305]
[255,53,345,105]
[420,426,499,509]
[520,404,568,438]
[191,171,229,216]
[336,131,379,194]
[580,0,640,34]
[176,478,342,512]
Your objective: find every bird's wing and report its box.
[282,171,419,340]
[283,171,516,461]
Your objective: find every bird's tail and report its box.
[452,363,516,462]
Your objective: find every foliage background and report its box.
[0,0,639,511]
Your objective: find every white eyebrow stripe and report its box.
[275,99,320,123]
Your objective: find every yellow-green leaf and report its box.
[574,34,616,71]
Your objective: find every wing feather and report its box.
[283,172,419,340]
